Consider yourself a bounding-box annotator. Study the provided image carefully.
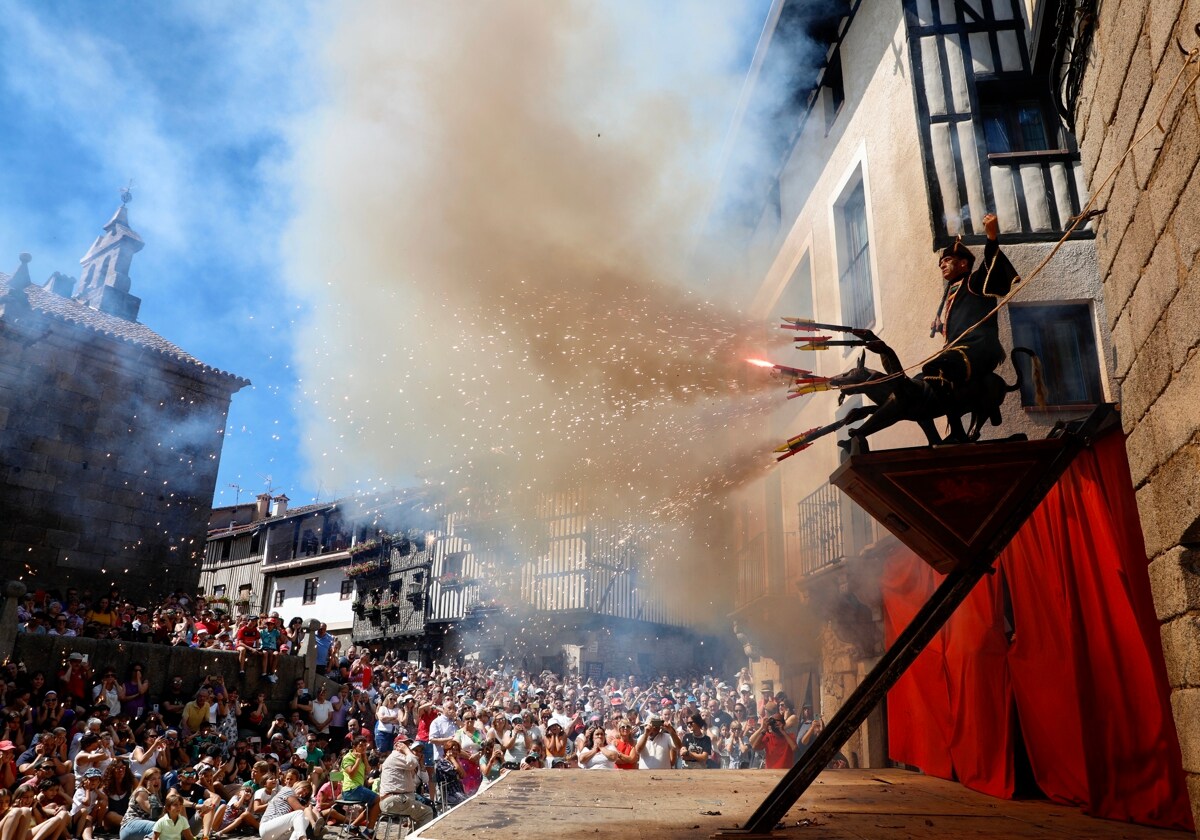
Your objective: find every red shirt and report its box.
[762,730,793,770]
[236,625,261,648]
[415,708,438,741]
[615,738,637,770]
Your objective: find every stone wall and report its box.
[0,312,236,599]
[1073,1,1200,828]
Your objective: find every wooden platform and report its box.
[409,769,1187,839]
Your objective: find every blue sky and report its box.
[1,1,772,509]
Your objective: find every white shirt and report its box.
[638,731,674,770]
[428,715,457,761]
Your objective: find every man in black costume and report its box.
[924,212,1020,395]
[837,212,1022,449]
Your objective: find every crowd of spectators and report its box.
[4,586,837,840]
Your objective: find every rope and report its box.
[833,44,1200,391]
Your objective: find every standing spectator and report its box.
[724,722,749,769]
[577,727,617,770]
[287,680,312,719]
[327,687,351,752]
[748,710,797,770]
[57,654,91,711]
[308,685,335,737]
[158,678,190,731]
[85,598,120,629]
[681,715,713,770]
[312,625,336,677]
[543,721,575,769]
[795,715,824,761]
[612,722,639,770]
[93,671,121,718]
[427,701,459,763]
[635,715,680,770]
[118,665,150,720]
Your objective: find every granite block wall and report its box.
[1074,1,1200,828]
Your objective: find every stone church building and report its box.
[0,198,247,599]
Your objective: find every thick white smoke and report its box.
[282,1,787,621]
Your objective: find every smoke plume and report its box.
[284,1,786,625]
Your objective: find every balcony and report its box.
[794,483,846,576]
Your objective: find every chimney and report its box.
[271,494,290,516]
[42,272,75,297]
[255,493,272,521]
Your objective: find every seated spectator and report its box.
[338,737,378,829]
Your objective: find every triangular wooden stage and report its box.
[831,436,1070,574]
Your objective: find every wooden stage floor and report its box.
[408,768,1187,839]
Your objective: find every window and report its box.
[238,584,251,600]
[977,80,1059,154]
[822,50,845,132]
[837,179,875,328]
[775,253,814,323]
[340,580,353,600]
[303,577,319,605]
[212,585,226,600]
[1009,304,1102,406]
[250,531,261,555]
[220,541,231,561]
[442,551,466,578]
[274,590,285,608]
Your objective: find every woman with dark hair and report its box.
[284,619,305,657]
[27,670,48,705]
[86,597,119,628]
[33,690,67,733]
[2,711,27,754]
[577,727,617,770]
[101,759,134,832]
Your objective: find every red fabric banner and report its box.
[881,431,1193,830]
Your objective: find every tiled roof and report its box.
[208,501,337,537]
[0,272,249,387]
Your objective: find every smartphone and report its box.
[153,704,160,713]
[81,654,89,664]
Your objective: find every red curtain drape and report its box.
[881,431,1193,830]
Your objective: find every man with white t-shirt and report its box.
[636,715,681,770]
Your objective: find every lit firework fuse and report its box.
[746,358,832,395]
[745,358,813,379]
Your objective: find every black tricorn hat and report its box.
[940,235,976,267]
